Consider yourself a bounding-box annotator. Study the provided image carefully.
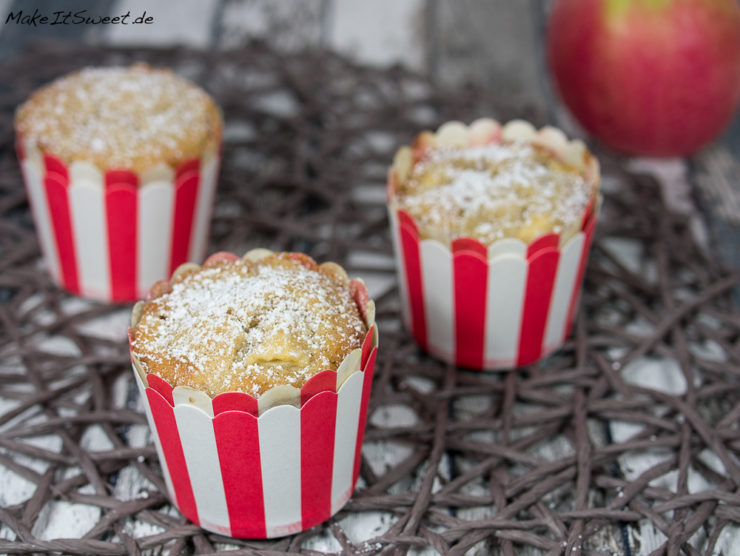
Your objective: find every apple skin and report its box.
[547,0,740,157]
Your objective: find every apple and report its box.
[547,0,740,157]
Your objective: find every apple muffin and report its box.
[15,64,222,172]
[394,134,597,245]
[14,64,223,303]
[387,119,601,370]
[130,252,368,398]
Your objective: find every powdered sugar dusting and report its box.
[131,256,367,398]
[397,142,594,244]
[15,65,221,172]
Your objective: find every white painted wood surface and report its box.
[328,0,426,72]
[102,0,547,110]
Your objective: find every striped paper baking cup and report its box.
[16,137,220,303]
[387,119,601,370]
[129,252,379,538]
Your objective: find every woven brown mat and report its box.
[1,43,739,555]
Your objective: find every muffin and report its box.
[387,119,600,369]
[129,250,379,538]
[15,64,223,302]
[131,250,369,399]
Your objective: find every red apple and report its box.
[547,0,740,157]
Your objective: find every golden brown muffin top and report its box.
[395,141,594,245]
[15,64,222,172]
[130,253,368,398]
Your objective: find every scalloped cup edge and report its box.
[387,118,601,254]
[391,197,602,262]
[16,132,221,186]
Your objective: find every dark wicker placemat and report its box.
[1,42,739,555]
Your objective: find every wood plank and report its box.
[327,0,426,71]
[428,0,546,112]
[215,0,326,51]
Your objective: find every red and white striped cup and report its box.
[129,252,379,538]
[16,137,220,303]
[387,119,601,370]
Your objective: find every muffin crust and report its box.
[131,253,368,398]
[15,64,222,172]
[395,141,594,245]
